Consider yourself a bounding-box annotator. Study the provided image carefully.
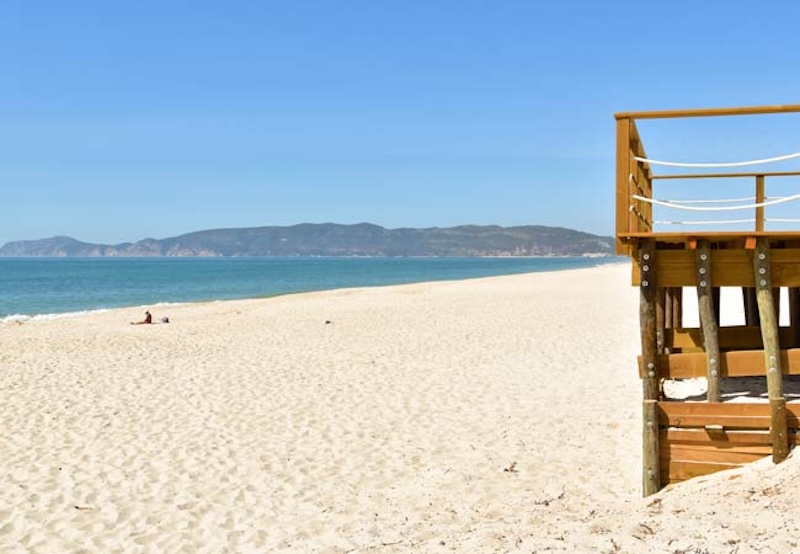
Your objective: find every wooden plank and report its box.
[632,249,800,288]
[662,439,773,456]
[660,445,770,464]
[638,348,800,379]
[643,399,660,496]
[657,401,800,428]
[614,104,800,120]
[623,231,800,241]
[620,232,800,255]
[662,412,771,429]
[662,460,742,483]
[662,428,775,445]
[666,326,796,350]
[664,428,800,447]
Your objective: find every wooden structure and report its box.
[615,104,800,495]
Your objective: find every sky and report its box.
[2,0,800,246]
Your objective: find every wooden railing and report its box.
[615,104,800,255]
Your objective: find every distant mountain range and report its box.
[0,223,614,257]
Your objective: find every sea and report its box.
[0,256,623,321]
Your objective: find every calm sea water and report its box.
[0,257,622,320]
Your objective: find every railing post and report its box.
[616,118,632,255]
[755,175,765,232]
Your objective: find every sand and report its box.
[1,263,799,553]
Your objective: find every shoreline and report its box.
[0,258,627,321]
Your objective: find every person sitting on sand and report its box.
[131,310,153,325]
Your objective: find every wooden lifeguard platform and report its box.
[615,104,800,495]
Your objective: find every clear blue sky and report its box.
[2,1,799,246]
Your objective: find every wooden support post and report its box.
[771,398,789,463]
[744,287,760,326]
[643,399,660,496]
[753,239,789,463]
[712,287,721,326]
[671,287,683,329]
[656,287,666,354]
[791,288,800,348]
[773,288,781,325]
[696,240,721,402]
[640,240,660,401]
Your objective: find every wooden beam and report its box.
[643,399,660,496]
[665,326,796,350]
[753,238,789,462]
[614,104,800,120]
[661,460,746,484]
[621,231,800,244]
[658,401,800,428]
[696,240,721,401]
[660,445,770,464]
[638,348,800,379]
[631,249,800,288]
[662,428,776,445]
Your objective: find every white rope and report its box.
[631,192,800,211]
[664,196,755,204]
[634,151,800,168]
[657,217,800,225]
[655,219,755,226]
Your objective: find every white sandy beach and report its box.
[2,263,799,553]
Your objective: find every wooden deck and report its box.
[616,104,800,495]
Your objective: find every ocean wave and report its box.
[1,302,188,324]
[1,308,112,324]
